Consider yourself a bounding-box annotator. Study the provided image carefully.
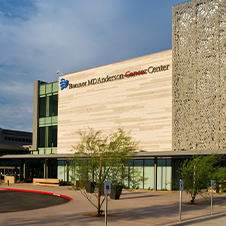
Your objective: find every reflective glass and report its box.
[39,127,45,148]
[39,85,46,95]
[39,97,46,118]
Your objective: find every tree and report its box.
[178,154,226,203]
[69,127,139,216]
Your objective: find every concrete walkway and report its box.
[1,183,226,226]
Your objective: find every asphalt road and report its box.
[0,189,70,213]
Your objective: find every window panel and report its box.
[45,117,52,125]
[46,84,52,94]
[39,97,46,118]
[39,118,45,125]
[51,126,57,147]
[40,85,46,95]
[39,148,45,154]
[157,159,172,190]
[46,96,50,117]
[39,127,46,148]
[52,94,58,116]
[144,159,155,189]
[53,82,58,92]
[51,116,58,124]
[134,159,143,189]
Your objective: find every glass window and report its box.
[46,95,50,117]
[40,85,46,95]
[39,126,57,148]
[39,118,45,125]
[48,126,57,147]
[53,82,58,92]
[39,127,46,147]
[51,116,58,124]
[47,94,58,117]
[39,96,46,118]
[39,148,45,155]
[45,148,52,154]
[51,94,58,116]
[134,160,143,189]
[51,147,57,154]
[134,160,143,167]
[48,159,57,178]
[157,159,172,191]
[144,159,155,189]
[39,82,58,120]
[45,117,52,125]
[46,84,52,94]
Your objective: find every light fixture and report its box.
[56,70,63,75]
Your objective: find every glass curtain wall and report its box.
[124,159,171,190]
[157,159,172,190]
[58,158,172,189]
[58,160,67,182]
[144,159,155,189]
[124,159,155,189]
[38,82,58,154]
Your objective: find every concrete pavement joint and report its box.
[164,212,226,226]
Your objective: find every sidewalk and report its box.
[1,183,226,226]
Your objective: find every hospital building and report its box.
[1,0,226,190]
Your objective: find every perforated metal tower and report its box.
[172,0,226,151]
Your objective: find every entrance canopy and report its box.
[1,149,226,160]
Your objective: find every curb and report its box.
[0,187,73,201]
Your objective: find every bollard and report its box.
[7,180,9,186]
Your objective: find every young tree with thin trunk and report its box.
[69,127,139,216]
[179,154,226,203]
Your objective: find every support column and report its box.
[23,159,28,182]
[44,159,48,179]
[20,164,23,182]
[154,157,157,191]
[66,159,69,183]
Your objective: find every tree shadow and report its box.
[2,191,226,226]
[120,194,159,200]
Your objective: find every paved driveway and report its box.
[1,184,226,226]
[0,189,70,213]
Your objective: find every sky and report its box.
[0,0,184,132]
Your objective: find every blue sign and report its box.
[60,78,69,90]
[180,180,184,191]
[211,180,215,190]
[104,181,111,195]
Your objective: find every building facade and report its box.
[31,50,173,190]
[58,50,172,154]
[1,0,226,190]
[0,128,32,180]
[172,0,226,151]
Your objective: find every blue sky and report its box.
[0,0,184,132]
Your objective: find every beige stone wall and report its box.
[58,50,172,154]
